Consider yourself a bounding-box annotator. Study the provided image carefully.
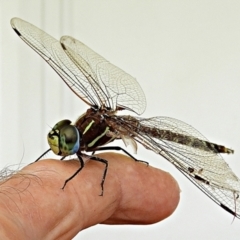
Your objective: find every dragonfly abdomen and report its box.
[141,126,233,154]
[118,116,233,154]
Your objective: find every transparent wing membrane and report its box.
[112,115,240,217]
[61,36,146,114]
[10,18,146,114]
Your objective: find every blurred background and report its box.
[1,1,240,239]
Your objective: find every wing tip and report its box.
[10,18,22,36]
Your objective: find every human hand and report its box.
[0,152,180,239]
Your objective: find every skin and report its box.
[0,152,180,239]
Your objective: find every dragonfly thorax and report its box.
[75,108,117,152]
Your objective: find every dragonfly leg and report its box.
[88,155,108,196]
[94,146,149,166]
[61,154,85,190]
[35,149,51,162]
[61,154,108,196]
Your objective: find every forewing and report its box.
[117,116,240,217]
[60,36,146,114]
[10,18,107,107]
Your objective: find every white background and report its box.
[1,1,240,239]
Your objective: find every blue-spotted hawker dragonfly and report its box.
[11,17,240,219]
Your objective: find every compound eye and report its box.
[47,120,80,156]
[59,125,80,155]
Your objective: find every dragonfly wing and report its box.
[10,18,108,107]
[116,115,240,217]
[60,36,146,114]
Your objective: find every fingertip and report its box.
[96,152,180,224]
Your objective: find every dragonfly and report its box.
[11,17,240,219]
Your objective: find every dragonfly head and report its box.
[47,120,80,156]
